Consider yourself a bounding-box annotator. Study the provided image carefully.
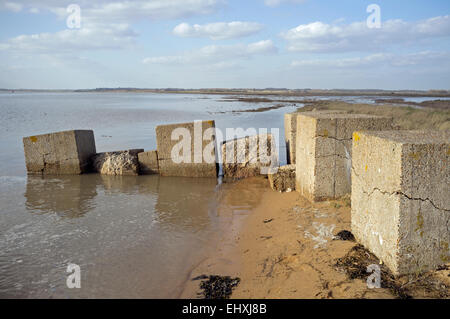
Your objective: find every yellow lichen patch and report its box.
[408,152,422,160]
[414,210,424,234]
[365,165,368,172]
[322,129,329,137]
[30,136,38,143]
[353,132,360,142]
[440,242,449,262]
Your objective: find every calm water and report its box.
[0,92,294,298]
[0,92,443,298]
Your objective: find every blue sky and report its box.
[0,0,449,89]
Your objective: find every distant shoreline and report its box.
[1,88,450,98]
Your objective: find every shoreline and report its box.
[2,88,450,98]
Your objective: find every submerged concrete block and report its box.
[351,130,450,275]
[295,113,393,201]
[284,110,346,165]
[156,120,218,178]
[222,134,279,180]
[138,150,159,175]
[23,130,96,175]
[268,164,296,192]
[93,149,143,176]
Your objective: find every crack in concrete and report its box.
[315,135,352,142]
[316,153,350,160]
[363,187,449,212]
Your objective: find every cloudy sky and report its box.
[0,0,449,89]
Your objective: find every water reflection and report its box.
[155,177,218,229]
[6,174,222,298]
[98,174,160,195]
[25,175,98,218]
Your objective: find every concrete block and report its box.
[284,110,346,164]
[268,164,296,192]
[23,130,96,175]
[295,113,393,201]
[138,150,159,175]
[156,120,218,178]
[351,130,450,275]
[222,134,279,180]
[93,149,143,176]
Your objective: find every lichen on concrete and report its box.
[351,130,450,275]
[295,113,393,202]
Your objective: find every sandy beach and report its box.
[182,176,449,299]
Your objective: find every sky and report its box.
[0,0,449,90]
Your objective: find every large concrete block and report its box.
[156,120,218,178]
[351,130,450,275]
[23,130,96,175]
[138,150,159,175]
[295,113,393,201]
[222,134,279,180]
[284,110,346,165]
[268,164,296,192]
[93,149,143,176]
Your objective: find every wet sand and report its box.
[182,177,449,299]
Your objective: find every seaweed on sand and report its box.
[193,275,241,299]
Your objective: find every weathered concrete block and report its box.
[156,121,218,178]
[295,113,393,201]
[138,150,159,175]
[23,130,96,175]
[222,134,279,180]
[285,110,346,165]
[268,164,296,192]
[93,149,143,176]
[351,130,450,275]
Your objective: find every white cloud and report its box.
[0,0,223,55]
[143,39,277,65]
[291,51,450,68]
[0,22,138,53]
[282,15,450,52]
[0,0,223,21]
[173,21,263,40]
[264,0,306,7]
[2,1,23,12]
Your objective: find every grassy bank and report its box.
[299,100,450,131]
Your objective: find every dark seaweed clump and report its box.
[335,245,450,299]
[334,230,355,241]
[193,275,241,299]
[335,245,411,299]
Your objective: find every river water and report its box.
[0,92,442,298]
[0,92,295,298]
